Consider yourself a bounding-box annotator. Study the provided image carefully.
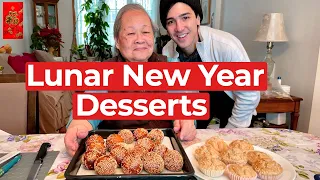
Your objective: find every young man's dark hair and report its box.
[160,0,203,30]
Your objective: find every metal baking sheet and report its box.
[65,128,195,180]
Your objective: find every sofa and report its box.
[0,51,73,134]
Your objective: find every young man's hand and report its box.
[173,120,196,141]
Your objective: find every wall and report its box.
[0,0,73,57]
[57,0,73,60]
[221,0,320,132]
[309,47,320,136]
[0,0,33,53]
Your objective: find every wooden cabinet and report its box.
[32,0,60,56]
[33,0,59,29]
[256,95,303,130]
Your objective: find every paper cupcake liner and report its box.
[257,172,283,180]
[199,167,225,178]
[226,165,257,180]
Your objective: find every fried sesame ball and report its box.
[142,152,164,174]
[94,155,117,175]
[86,142,106,154]
[163,150,184,172]
[133,128,148,140]
[147,129,164,144]
[121,155,143,174]
[118,129,134,144]
[86,134,104,147]
[106,134,124,151]
[153,144,168,158]
[135,137,155,152]
[82,150,102,170]
[110,144,128,166]
[128,145,148,158]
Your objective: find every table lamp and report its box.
[254,13,288,81]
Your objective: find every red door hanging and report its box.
[3,2,23,39]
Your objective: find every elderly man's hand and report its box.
[64,121,92,156]
[173,120,196,141]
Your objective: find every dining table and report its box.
[0,128,319,180]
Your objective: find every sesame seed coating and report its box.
[118,129,134,144]
[128,145,148,158]
[94,155,118,175]
[86,142,106,154]
[110,145,128,166]
[121,155,143,174]
[136,137,155,152]
[163,150,184,172]
[82,150,102,170]
[106,134,124,150]
[86,134,104,147]
[153,144,168,158]
[147,129,164,145]
[142,152,164,174]
[133,128,148,140]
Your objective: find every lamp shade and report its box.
[254,13,288,42]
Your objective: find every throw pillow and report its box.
[34,50,55,62]
[8,55,37,73]
[23,52,38,62]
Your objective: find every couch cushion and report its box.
[34,50,56,62]
[0,54,16,74]
[8,55,37,73]
[0,54,11,63]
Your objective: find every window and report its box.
[74,0,157,48]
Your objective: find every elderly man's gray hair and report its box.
[113,3,158,39]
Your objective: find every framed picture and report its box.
[200,0,211,25]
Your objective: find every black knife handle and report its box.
[35,143,51,162]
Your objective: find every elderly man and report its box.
[159,0,260,129]
[64,4,197,156]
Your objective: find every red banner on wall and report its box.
[3,2,23,39]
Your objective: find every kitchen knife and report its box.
[27,142,51,180]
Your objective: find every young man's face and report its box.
[166,2,200,56]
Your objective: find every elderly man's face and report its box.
[116,10,154,62]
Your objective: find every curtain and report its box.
[74,0,157,48]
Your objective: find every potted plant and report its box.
[71,44,87,62]
[84,32,95,62]
[30,25,64,56]
[155,33,171,54]
[30,25,45,51]
[81,0,113,61]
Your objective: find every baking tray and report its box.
[65,128,195,180]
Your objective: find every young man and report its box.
[160,0,260,129]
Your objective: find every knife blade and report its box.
[27,142,51,180]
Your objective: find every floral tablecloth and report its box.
[0,128,319,180]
